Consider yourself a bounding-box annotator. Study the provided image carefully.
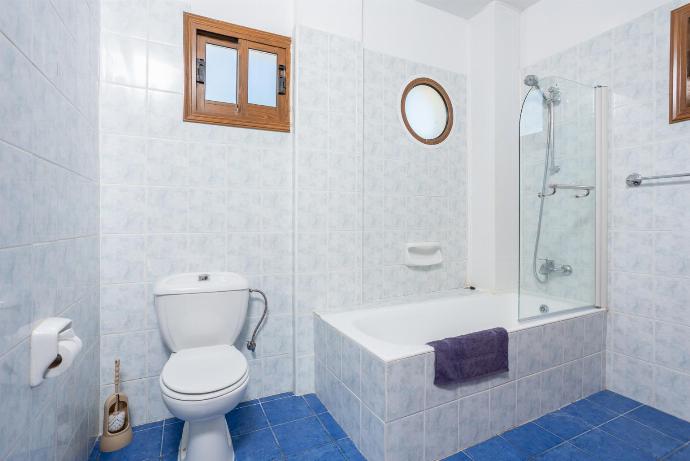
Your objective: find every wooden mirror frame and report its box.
[401,78,453,145]
[670,3,690,124]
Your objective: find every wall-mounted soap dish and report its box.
[405,242,443,267]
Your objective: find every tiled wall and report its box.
[294,26,469,395]
[361,51,468,303]
[99,0,294,425]
[0,0,101,459]
[294,26,364,395]
[523,0,690,422]
[315,312,606,461]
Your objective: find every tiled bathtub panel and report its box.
[385,413,424,461]
[325,323,343,379]
[341,335,362,395]
[425,352,459,408]
[360,347,386,420]
[458,390,492,450]
[424,400,460,461]
[316,314,606,460]
[490,381,517,433]
[385,353,426,420]
[517,374,542,424]
[360,404,385,461]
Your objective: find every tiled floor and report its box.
[90,390,690,461]
[88,392,365,460]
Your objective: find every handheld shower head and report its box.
[524,75,540,88]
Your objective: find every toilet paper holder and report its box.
[30,317,83,387]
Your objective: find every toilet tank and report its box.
[153,272,249,352]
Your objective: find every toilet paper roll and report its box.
[45,336,83,379]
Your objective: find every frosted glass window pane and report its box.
[404,84,447,139]
[248,49,277,107]
[205,43,237,104]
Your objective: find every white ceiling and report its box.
[417,0,541,19]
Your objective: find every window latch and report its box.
[196,58,206,84]
[278,64,286,95]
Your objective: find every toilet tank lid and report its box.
[154,272,249,295]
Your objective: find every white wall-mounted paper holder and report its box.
[405,242,443,267]
[30,317,83,387]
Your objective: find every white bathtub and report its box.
[317,290,600,362]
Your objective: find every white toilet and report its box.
[153,272,250,461]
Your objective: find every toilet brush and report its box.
[100,359,133,452]
[108,361,126,432]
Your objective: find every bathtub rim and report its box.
[315,290,604,362]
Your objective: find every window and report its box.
[400,78,453,145]
[183,13,291,132]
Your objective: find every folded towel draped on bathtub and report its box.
[427,327,509,386]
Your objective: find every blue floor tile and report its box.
[627,406,690,442]
[501,422,563,457]
[226,403,269,436]
[88,443,99,461]
[232,427,282,461]
[337,438,367,461]
[532,442,594,460]
[586,390,642,414]
[131,420,163,433]
[161,420,183,455]
[163,417,182,425]
[272,416,333,455]
[599,415,683,458]
[561,399,619,426]
[259,392,294,403]
[100,426,162,461]
[237,399,260,408]
[441,451,472,460]
[534,410,594,440]
[262,394,315,425]
[668,443,690,460]
[318,412,347,439]
[285,442,346,460]
[464,435,526,461]
[303,393,328,414]
[570,428,654,461]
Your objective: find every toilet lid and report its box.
[161,345,248,395]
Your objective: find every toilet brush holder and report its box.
[100,359,133,452]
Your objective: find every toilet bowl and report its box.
[160,345,249,461]
[153,272,252,461]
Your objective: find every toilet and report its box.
[153,272,250,461]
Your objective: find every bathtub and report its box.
[313,291,606,461]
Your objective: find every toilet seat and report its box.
[161,345,248,401]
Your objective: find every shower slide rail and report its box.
[626,172,690,187]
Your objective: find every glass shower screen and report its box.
[518,76,597,319]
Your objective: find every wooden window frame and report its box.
[183,12,291,132]
[670,3,690,124]
[400,77,454,145]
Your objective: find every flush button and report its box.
[198,274,210,281]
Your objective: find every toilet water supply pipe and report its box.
[246,289,268,351]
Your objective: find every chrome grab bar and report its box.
[626,172,690,187]
[538,184,595,198]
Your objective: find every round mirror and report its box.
[401,78,453,145]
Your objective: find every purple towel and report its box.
[427,327,509,386]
